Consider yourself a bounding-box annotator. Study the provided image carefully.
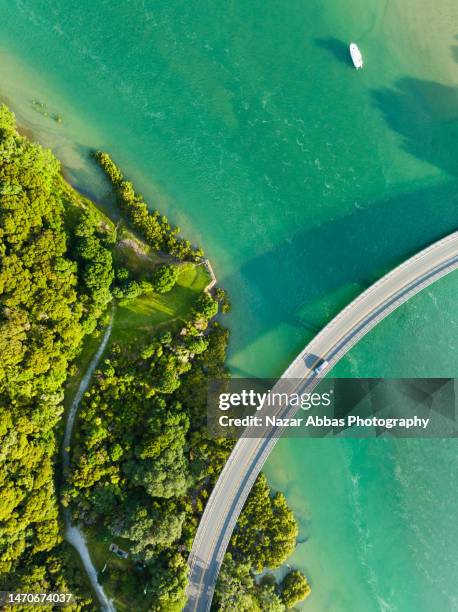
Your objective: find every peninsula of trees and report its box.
[0,104,310,611]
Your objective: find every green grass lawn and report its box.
[111,262,210,343]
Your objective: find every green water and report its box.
[266,272,458,611]
[1,1,457,610]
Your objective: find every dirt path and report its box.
[62,314,115,611]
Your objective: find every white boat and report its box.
[349,43,363,69]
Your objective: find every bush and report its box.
[215,287,231,313]
[153,264,179,294]
[193,293,218,321]
[280,570,311,608]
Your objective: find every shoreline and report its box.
[9,101,118,217]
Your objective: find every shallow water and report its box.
[265,272,458,611]
[1,1,457,609]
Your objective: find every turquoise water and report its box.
[267,435,458,612]
[266,272,458,611]
[1,1,457,610]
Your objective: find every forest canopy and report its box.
[0,104,310,611]
[0,104,107,608]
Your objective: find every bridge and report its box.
[185,231,458,612]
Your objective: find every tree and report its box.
[124,450,190,499]
[214,287,231,313]
[230,474,298,572]
[258,584,286,612]
[193,293,218,321]
[153,264,179,293]
[147,554,188,611]
[111,502,185,556]
[213,554,260,611]
[280,570,311,608]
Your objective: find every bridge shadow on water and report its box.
[225,179,458,369]
[225,74,458,369]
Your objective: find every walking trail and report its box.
[61,313,115,612]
